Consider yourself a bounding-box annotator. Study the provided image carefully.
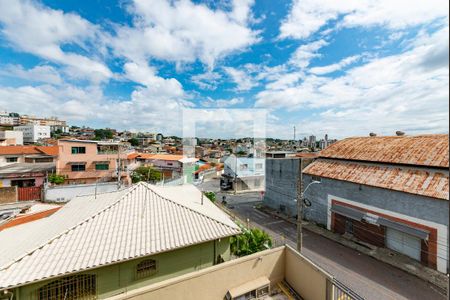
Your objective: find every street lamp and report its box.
[296,180,321,252]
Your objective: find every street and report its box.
[197,180,446,300]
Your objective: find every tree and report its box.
[94,129,114,140]
[128,138,139,147]
[230,226,272,257]
[48,174,65,185]
[131,166,162,183]
[203,191,216,202]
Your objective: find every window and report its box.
[95,163,109,170]
[136,259,158,279]
[6,157,18,163]
[71,164,86,172]
[37,274,96,300]
[312,176,322,182]
[255,163,263,169]
[71,146,86,154]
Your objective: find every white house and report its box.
[14,125,50,144]
[0,130,23,145]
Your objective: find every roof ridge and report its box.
[0,184,141,271]
[141,182,239,231]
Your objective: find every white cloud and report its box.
[191,71,222,90]
[0,0,111,83]
[309,55,361,75]
[280,0,449,40]
[201,97,244,108]
[223,66,258,91]
[111,0,259,67]
[256,26,449,137]
[0,64,63,85]
[289,39,328,68]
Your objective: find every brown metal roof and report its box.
[303,159,449,200]
[319,134,449,168]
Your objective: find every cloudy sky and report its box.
[0,0,448,139]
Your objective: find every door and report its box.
[386,227,421,261]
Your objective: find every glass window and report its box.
[95,163,109,170]
[71,164,86,172]
[6,157,18,163]
[71,147,86,154]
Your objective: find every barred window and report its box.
[136,259,158,279]
[37,274,96,300]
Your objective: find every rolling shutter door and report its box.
[386,227,421,261]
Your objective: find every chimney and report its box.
[369,132,377,137]
[396,131,405,136]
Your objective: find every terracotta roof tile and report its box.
[320,134,449,168]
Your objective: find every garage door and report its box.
[386,227,421,261]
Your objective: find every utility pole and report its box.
[296,158,303,252]
[117,143,121,189]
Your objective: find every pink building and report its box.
[57,140,129,185]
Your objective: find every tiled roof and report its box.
[303,159,449,200]
[319,134,449,168]
[0,146,40,155]
[0,146,58,156]
[0,183,240,288]
[36,146,59,156]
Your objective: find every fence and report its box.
[18,186,42,201]
[45,182,121,202]
[331,279,365,300]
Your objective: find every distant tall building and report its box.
[308,135,316,148]
[14,125,51,144]
[0,112,19,126]
[19,115,68,133]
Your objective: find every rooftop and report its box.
[303,159,449,200]
[0,183,240,289]
[0,162,55,175]
[319,134,449,168]
[0,145,58,156]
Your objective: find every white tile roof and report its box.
[0,183,240,289]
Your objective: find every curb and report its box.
[259,207,448,293]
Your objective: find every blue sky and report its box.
[0,0,448,139]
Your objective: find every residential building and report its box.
[0,183,240,299]
[221,156,265,192]
[302,134,449,273]
[263,153,318,216]
[14,125,50,144]
[0,162,55,188]
[133,153,197,182]
[0,112,19,127]
[19,115,68,133]
[105,245,341,300]
[0,146,58,167]
[56,139,129,185]
[0,131,23,145]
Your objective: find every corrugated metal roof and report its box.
[303,159,449,200]
[0,183,240,289]
[319,134,449,168]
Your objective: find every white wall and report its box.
[45,182,121,202]
[14,125,50,143]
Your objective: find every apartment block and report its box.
[14,125,50,144]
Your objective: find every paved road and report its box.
[198,181,446,300]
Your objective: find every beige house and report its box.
[56,139,129,185]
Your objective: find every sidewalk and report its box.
[259,206,449,292]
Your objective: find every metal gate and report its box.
[332,279,364,300]
[18,186,42,201]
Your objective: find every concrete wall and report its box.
[284,247,332,300]
[302,175,449,228]
[15,238,230,300]
[45,182,121,202]
[0,186,17,204]
[263,158,299,217]
[108,246,285,300]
